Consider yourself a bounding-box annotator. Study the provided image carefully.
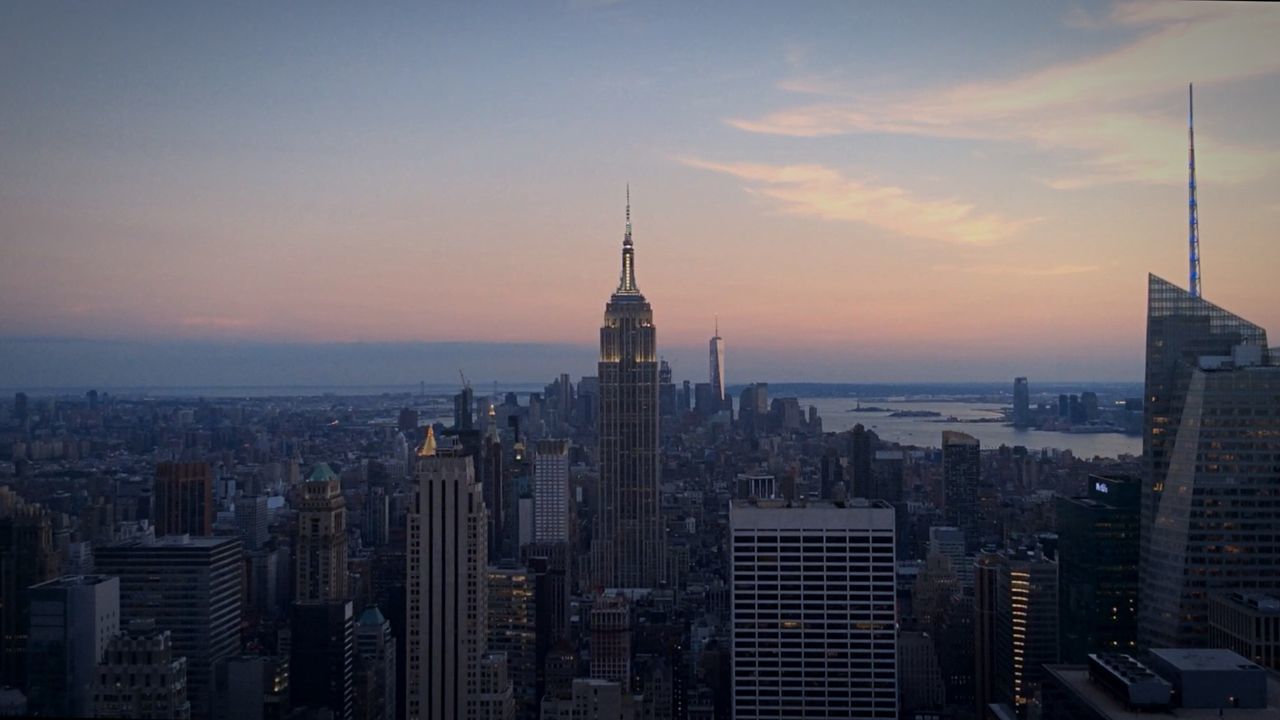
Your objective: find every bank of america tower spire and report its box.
[593,187,665,589]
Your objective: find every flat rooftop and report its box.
[1045,665,1280,719]
[1149,648,1268,673]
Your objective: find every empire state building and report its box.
[594,190,665,589]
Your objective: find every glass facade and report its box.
[1139,274,1278,649]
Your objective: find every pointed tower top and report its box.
[714,314,720,338]
[417,426,437,457]
[615,185,641,295]
[1188,83,1201,298]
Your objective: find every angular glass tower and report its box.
[593,194,664,589]
[1139,274,1278,648]
[709,319,726,407]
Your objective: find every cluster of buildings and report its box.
[0,204,1278,720]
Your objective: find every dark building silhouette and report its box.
[847,423,875,498]
[95,535,242,720]
[1012,377,1030,428]
[154,461,213,537]
[942,431,980,550]
[0,489,57,688]
[453,386,474,432]
[291,599,355,720]
[1057,474,1139,662]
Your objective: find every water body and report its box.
[801,397,1141,458]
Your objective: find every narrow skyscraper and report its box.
[942,431,981,550]
[295,463,349,602]
[407,428,501,719]
[1012,377,1030,428]
[593,190,664,589]
[709,317,725,408]
[1187,84,1201,297]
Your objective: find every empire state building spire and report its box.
[596,188,663,589]
[616,185,641,296]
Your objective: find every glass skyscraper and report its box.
[1138,274,1278,649]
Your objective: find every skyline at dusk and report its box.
[4,1,1280,385]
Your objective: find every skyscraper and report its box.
[488,563,537,718]
[154,461,213,537]
[709,318,725,409]
[1056,475,1139,661]
[0,488,57,688]
[295,463,349,602]
[1139,274,1277,649]
[291,599,356,720]
[355,606,398,720]
[594,191,664,589]
[407,429,495,720]
[26,575,120,718]
[729,498,897,719]
[94,535,242,720]
[992,546,1059,713]
[942,431,981,550]
[1012,377,1030,428]
[455,385,475,432]
[533,439,570,545]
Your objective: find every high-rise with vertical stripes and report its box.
[593,190,664,590]
[407,428,504,719]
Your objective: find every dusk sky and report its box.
[2,1,1278,386]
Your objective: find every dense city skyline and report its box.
[3,2,1279,385]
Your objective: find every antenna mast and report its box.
[1188,83,1201,297]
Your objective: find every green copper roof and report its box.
[308,462,337,483]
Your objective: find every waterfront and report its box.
[802,397,1141,458]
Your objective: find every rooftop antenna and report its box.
[1188,83,1201,297]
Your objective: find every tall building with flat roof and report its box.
[594,193,664,590]
[26,574,120,718]
[942,431,981,550]
[0,487,58,688]
[1012,377,1030,428]
[94,534,242,720]
[1057,475,1139,662]
[993,546,1059,714]
[488,563,537,718]
[533,439,570,544]
[407,434,494,720]
[291,599,355,720]
[1139,275,1278,649]
[154,461,213,537]
[730,498,897,719]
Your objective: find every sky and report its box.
[2,1,1278,386]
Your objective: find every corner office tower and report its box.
[1138,275,1278,649]
[593,190,665,589]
